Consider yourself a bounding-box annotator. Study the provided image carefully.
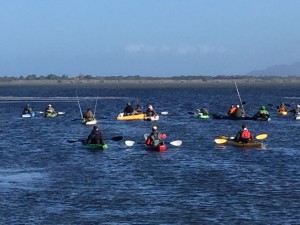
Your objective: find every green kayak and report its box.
[197,113,209,119]
[85,143,108,150]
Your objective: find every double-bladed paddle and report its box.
[214,133,268,144]
[67,136,123,143]
[125,140,182,147]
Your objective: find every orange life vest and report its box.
[229,107,237,114]
[241,130,251,139]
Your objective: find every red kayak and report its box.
[145,142,166,152]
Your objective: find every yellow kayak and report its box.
[116,113,145,120]
[278,111,287,116]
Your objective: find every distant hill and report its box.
[248,62,300,76]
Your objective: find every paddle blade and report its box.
[255,133,268,140]
[57,112,65,115]
[161,111,168,115]
[125,140,135,147]
[169,140,182,146]
[111,136,123,141]
[67,140,78,143]
[214,139,227,144]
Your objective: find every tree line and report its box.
[0,74,299,81]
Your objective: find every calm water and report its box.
[0,84,299,224]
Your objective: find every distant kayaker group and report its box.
[21,100,300,151]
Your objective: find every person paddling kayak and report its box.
[83,108,95,121]
[145,105,157,117]
[254,105,270,119]
[234,124,254,143]
[227,105,237,117]
[123,102,134,116]
[290,104,300,116]
[277,103,288,113]
[145,125,162,146]
[85,126,105,145]
[22,104,33,114]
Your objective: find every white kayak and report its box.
[83,119,97,125]
[22,112,35,118]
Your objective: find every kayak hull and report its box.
[22,112,35,118]
[278,111,287,116]
[116,113,145,120]
[144,115,159,121]
[85,143,108,150]
[83,119,97,125]
[211,114,269,121]
[197,113,209,119]
[227,140,263,148]
[145,142,166,152]
[44,112,58,118]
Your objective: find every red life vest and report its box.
[241,129,251,139]
[146,137,151,145]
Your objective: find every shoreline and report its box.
[0,77,299,88]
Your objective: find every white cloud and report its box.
[123,43,226,55]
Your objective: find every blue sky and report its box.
[1,0,299,76]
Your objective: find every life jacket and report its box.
[145,137,151,145]
[241,129,251,139]
[229,107,237,115]
[278,107,286,112]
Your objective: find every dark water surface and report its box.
[0,84,299,224]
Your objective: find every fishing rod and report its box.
[76,91,83,118]
[234,81,245,115]
[93,96,98,119]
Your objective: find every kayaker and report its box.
[45,104,55,114]
[234,105,244,118]
[235,124,254,143]
[199,108,209,116]
[22,104,33,114]
[290,104,300,116]
[123,102,134,116]
[254,105,270,119]
[145,125,161,146]
[145,105,157,117]
[227,105,237,117]
[83,108,94,121]
[85,126,105,145]
[133,104,143,114]
[277,103,288,112]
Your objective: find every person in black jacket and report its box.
[123,102,134,116]
[85,126,105,145]
[22,104,33,114]
[290,104,300,116]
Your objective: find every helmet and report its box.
[127,102,131,106]
[26,104,30,107]
[93,126,98,130]
[148,105,153,110]
[152,125,158,131]
[242,124,247,129]
[297,104,300,108]
[237,105,240,108]
[48,104,52,107]
[261,105,266,110]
